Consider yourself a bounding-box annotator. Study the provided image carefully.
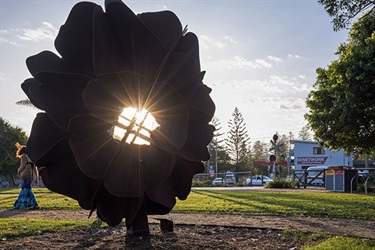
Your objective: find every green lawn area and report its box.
[175,189,375,219]
[0,188,81,210]
[1,188,374,249]
[1,188,374,219]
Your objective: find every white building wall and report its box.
[291,140,353,171]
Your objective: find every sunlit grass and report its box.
[304,236,375,250]
[0,188,374,248]
[2,188,374,219]
[0,188,80,210]
[174,190,375,219]
[0,218,103,239]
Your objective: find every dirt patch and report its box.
[0,223,306,250]
[1,209,374,249]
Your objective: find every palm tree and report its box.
[15,99,36,108]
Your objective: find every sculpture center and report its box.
[113,107,159,145]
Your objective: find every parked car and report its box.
[225,171,236,182]
[212,177,224,186]
[246,175,272,186]
[307,166,329,185]
[358,170,374,183]
[224,177,235,186]
[212,177,235,186]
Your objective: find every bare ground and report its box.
[1,208,374,250]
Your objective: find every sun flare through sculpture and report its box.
[113,108,159,145]
[21,0,215,236]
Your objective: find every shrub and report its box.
[235,182,244,187]
[266,178,294,188]
[192,180,212,187]
[357,181,375,193]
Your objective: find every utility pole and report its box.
[287,132,292,177]
[270,134,278,178]
[207,144,210,176]
[215,142,218,175]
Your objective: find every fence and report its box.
[293,169,326,188]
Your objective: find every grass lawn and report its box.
[1,188,374,249]
[1,188,374,219]
[175,189,375,219]
[0,218,95,239]
[0,188,81,210]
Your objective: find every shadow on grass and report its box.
[191,190,375,219]
[0,208,40,218]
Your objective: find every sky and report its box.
[0,0,350,144]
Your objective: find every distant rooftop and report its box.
[290,140,318,144]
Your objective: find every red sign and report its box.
[253,160,287,166]
[296,157,328,165]
[335,170,344,176]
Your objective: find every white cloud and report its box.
[0,29,13,44]
[200,35,238,50]
[232,56,264,69]
[0,73,8,83]
[267,56,283,63]
[200,35,227,50]
[17,22,58,42]
[224,35,237,44]
[280,103,303,110]
[218,75,312,104]
[0,29,9,36]
[254,59,272,69]
[204,55,281,71]
[299,74,306,79]
[288,54,300,59]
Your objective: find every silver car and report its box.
[212,177,224,186]
[246,175,273,186]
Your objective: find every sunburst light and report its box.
[113,107,159,145]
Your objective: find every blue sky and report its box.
[0,0,349,143]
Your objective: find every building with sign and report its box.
[290,140,353,172]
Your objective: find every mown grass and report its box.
[1,188,374,219]
[0,188,80,210]
[1,188,374,249]
[174,190,375,219]
[0,218,98,239]
[281,231,375,250]
[304,236,375,250]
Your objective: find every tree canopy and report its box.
[305,13,375,154]
[318,0,375,31]
[298,126,312,141]
[208,117,230,172]
[0,118,28,175]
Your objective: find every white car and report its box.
[307,166,329,185]
[212,177,224,186]
[246,176,273,186]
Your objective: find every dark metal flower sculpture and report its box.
[21,0,215,235]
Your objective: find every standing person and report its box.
[14,142,39,209]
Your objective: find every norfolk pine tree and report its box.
[226,107,250,173]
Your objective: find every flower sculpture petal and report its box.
[22,0,215,234]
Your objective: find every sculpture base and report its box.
[126,202,150,236]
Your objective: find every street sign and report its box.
[270,155,276,162]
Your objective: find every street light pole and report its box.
[270,134,278,178]
[215,142,218,175]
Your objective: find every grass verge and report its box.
[1,188,374,219]
[0,218,103,239]
[1,188,374,249]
